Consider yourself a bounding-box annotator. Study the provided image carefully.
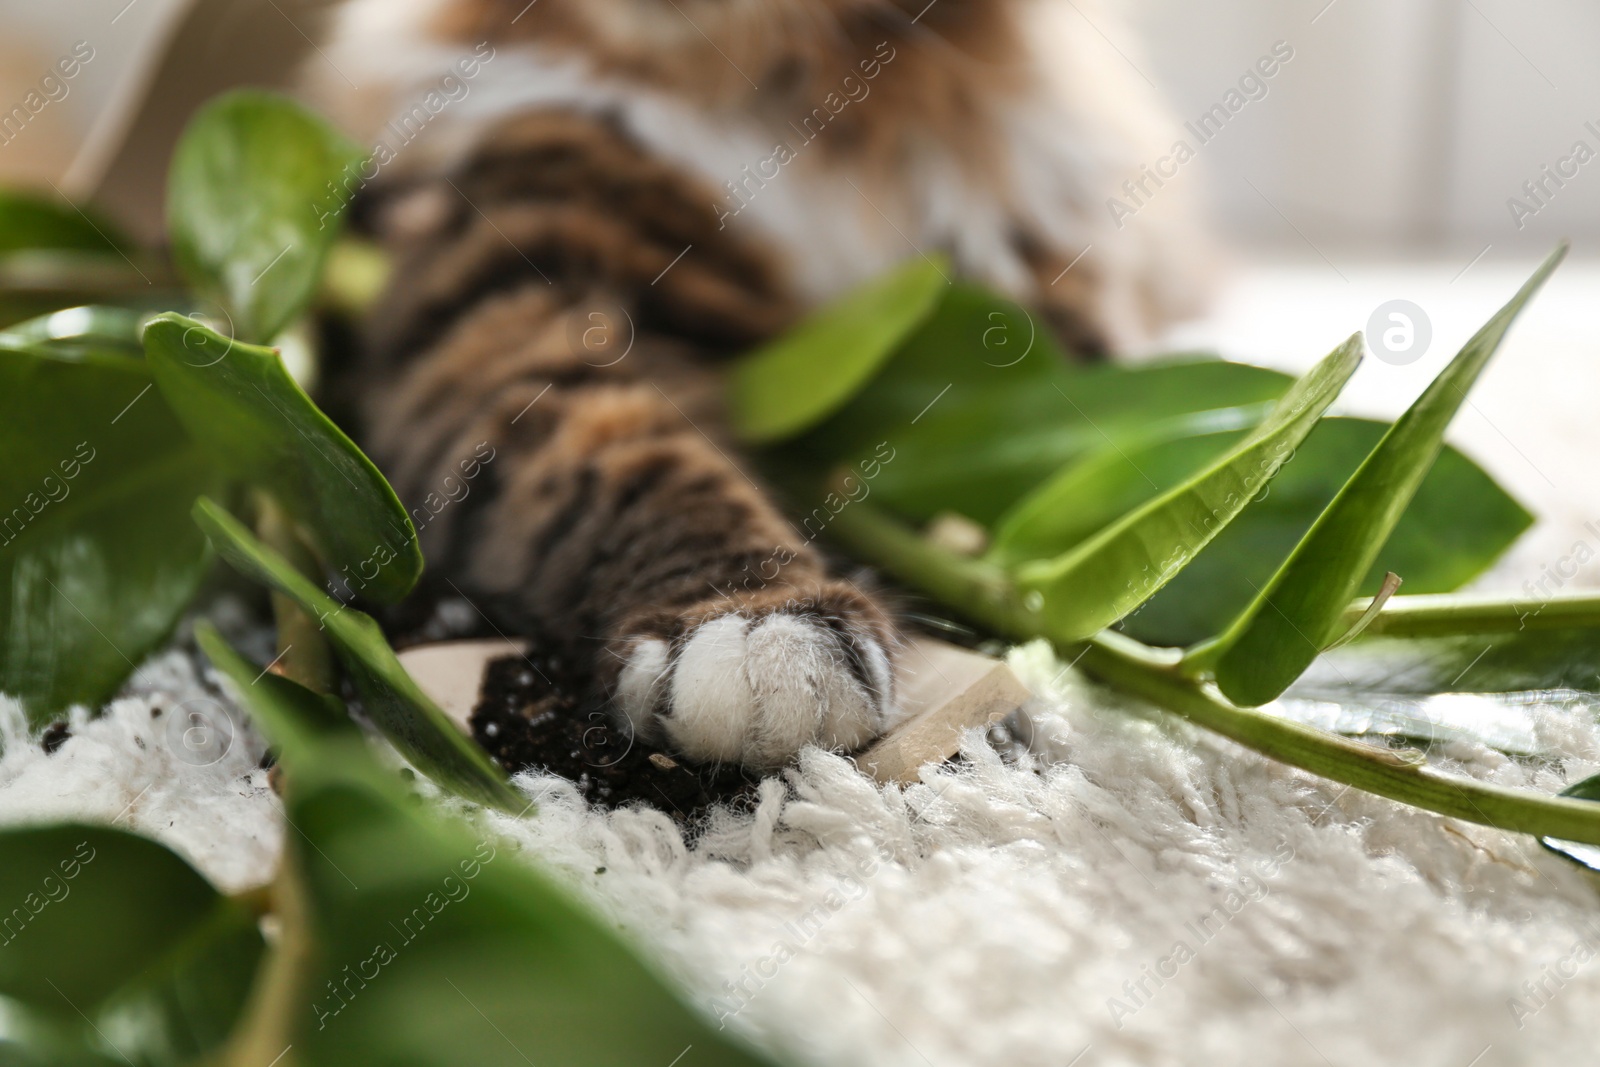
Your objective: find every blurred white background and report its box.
[1124,0,1599,255]
[1,0,1596,256]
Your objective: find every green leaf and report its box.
[787,282,1296,524]
[0,305,145,357]
[993,418,1532,646]
[282,741,778,1067]
[1012,334,1363,640]
[1130,424,1530,647]
[0,824,264,1064]
[144,313,421,604]
[0,345,218,721]
[195,621,356,761]
[0,190,156,329]
[0,189,131,256]
[1541,773,1600,871]
[1203,243,1567,706]
[729,257,947,443]
[1307,589,1600,695]
[1317,629,1600,695]
[167,91,364,343]
[192,497,519,810]
[0,829,191,1008]
[988,412,1262,569]
[0,1009,129,1067]
[800,282,1069,437]
[90,906,266,1067]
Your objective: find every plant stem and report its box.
[1343,591,1600,638]
[1080,631,1600,842]
[828,499,1600,845]
[253,492,337,694]
[228,882,275,918]
[213,856,312,1067]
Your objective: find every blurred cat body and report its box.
[308,0,1212,769]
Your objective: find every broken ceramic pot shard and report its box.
[395,637,530,728]
[395,634,1030,785]
[856,638,1032,784]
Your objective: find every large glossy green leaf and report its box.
[730,257,946,443]
[0,344,217,721]
[988,412,1263,569]
[862,368,1294,527]
[1011,334,1363,640]
[1203,244,1566,706]
[0,827,205,1008]
[785,285,1296,524]
[280,739,777,1067]
[0,824,264,1065]
[992,418,1531,646]
[1129,425,1529,647]
[167,91,364,343]
[192,498,519,809]
[799,281,1069,439]
[145,314,421,603]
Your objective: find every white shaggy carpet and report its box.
[6,257,1600,1067]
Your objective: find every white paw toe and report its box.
[620,612,895,769]
[664,614,756,763]
[615,636,670,744]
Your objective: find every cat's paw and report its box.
[610,588,898,769]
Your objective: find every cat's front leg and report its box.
[367,287,902,770]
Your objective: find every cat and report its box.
[307,0,1211,769]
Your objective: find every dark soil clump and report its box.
[470,652,763,823]
[41,721,71,754]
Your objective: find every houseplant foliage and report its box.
[1,87,1600,1063]
[741,242,1600,845]
[0,92,775,1066]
